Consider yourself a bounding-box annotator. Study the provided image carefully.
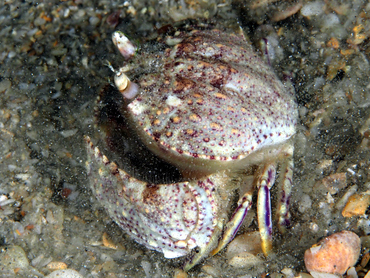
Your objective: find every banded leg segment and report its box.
[210,193,253,256]
[276,157,294,233]
[257,163,276,256]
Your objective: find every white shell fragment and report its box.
[45,269,84,278]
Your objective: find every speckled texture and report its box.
[1,0,370,276]
[125,29,297,162]
[87,27,297,270]
[85,136,221,259]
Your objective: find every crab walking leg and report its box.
[210,193,253,256]
[257,163,276,256]
[276,157,294,233]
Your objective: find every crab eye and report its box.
[112,31,137,59]
[114,71,139,99]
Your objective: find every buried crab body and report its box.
[85,27,298,270]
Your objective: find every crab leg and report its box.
[276,157,294,232]
[210,192,253,256]
[257,163,276,256]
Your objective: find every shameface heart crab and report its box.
[85,25,298,271]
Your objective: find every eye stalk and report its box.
[110,31,139,99]
[114,70,139,99]
[112,31,137,60]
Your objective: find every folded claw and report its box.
[183,223,223,272]
[85,136,221,266]
[257,163,276,256]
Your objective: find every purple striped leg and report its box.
[257,163,276,256]
[276,158,294,233]
[211,193,253,256]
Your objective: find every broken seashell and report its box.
[304,230,361,275]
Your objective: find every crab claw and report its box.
[114,71,140,99]
[112,31,137,59]
[85,136,226,271]
[257,163,276,256]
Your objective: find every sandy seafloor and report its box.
[0,0,370,277]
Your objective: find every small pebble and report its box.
[304,230,361,275]
[46,261,68,270]
[322,14,340,29]
[173,268,188,278]
[335,185,358,210]
[89,16,100,26]
[0,245,29,270]
[346,266,358,278]
[360,251,370,267]
[0,79,12,93]
[201,264,219,277]
[298,193,312,213]
[298,273,314,278]
[281,267,295,278]
[102,232,118,249]
[315,173,347,195]
[359,116,370,137]
[101,260,117,272]
[272,2,303,22]
[309,271,341,278]
[361,235,370,248]
[34,17,46,26]
[316,160,333,174]
[51,47,68,56]
[106,11,121,28]
[301,1,325,17]
[228,252,264,268]
[60,128,79,138]
[45,269,84,278]
[226,231,262,259]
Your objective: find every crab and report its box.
[85,25,298,271]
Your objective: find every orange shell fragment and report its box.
[304,230,361,275]
[327,37,340,49]
[342,193,370,218]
